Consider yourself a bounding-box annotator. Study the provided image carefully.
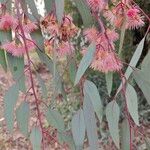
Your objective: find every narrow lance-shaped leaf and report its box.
[75,43,96,85]
[16,101,30,137]
[7,54,26,92]
[83,82,99,150]
[105,72,113,96]
[133,70,150,105]
[37,74,48,99]
[106,101,120,149]
[126,84,139,126]
[120,119,134,150]
[25,0,40,20]
[55,0,64,24]
[68,57,77,83]
[71,109,85,149]
[141,51,150,71]
[44,0,55,13]
[4,84,19,132]
[145,138,150,150]
[58,132,76,150]
[0,30,12,71]
[30,127,42,150]
[0,49,7,71]
[73,0,93,27]
[46,108,65,131]
[84,80,103,122]
[117,37,145,95]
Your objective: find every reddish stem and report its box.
[15,1,45,149]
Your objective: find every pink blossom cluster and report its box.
[2,40,35,57]
[82,0,145,73]
[83,28,122,73]
[0,13,38,56]
[40,13,78,56]
[103,1,144,29]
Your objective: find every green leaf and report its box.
[141,51,150,71]
[71,109,85,148]
[117,37,145,94]
[37,74,48,99]
[106,101,120,149]
[73,0,93,27]
[125,37,145,79]
[46,108,65,131]
[55,0,64,24]
[58,132,75,150]
[16,101,30,137]
[7,54,26,92]
[31,29,44,51]
[126,84,139,126]
[120,119,134,150]
[145,138,150,150]
[30,127,42,150]
[4,84,19,132]
[83,83,99,150]
[25,0,40,20]
[44,0,55,13]
[37,50,63,93]
[0,49,7,71]
[133,70,150,105]
[105,72,113,96]
[68,57,77,83]
[75,43,96,85]
[84,80,103,122]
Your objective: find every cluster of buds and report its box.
[41,13,78,56]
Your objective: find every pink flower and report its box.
[2,40,35,57]
[22,22,38,33]
[91,50,122,73]
[0,13,18,30]
[57,42,74,56]
[87,0,105,12]
[84,27,99,42]
[126,7,144,29]
[106,29,119,42]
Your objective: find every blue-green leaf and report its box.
[46,108,65,131]
[106,101,120,149]
[117,37,145,94]
[30,127,42,150]
[7,54,26,92]
[37,74,48,99]
[133,70,150,105]
[120,119,134,150]
[25,0,40,20]
[4,84,19,132]
[105,72,113,96]
[125,37,145,79]
[44,0,55,13]
[0,49,7,71]
[145,138,150,150]
[83,83,99,150]
[75,43,96,85]
[84,80,103,122]
[71,109,85,148]
[55,0,64,24]
[16,101,30,137]
[126,84,139,126]
[69,58,77,83]
[58,132,75,150]
[141,51,150,71]
[73,0,93,27]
